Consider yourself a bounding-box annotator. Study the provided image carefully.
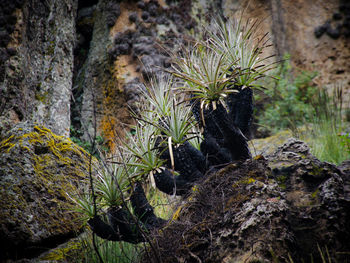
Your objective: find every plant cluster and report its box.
[71,15,274,248]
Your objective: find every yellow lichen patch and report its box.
[191,185,199,193]
[232,177,256,188]
[172,205,183,221]
[0,134,15,152]
[23,126,90,165]
[0,125,93,242]
[254,154,265,160]
[98,64,135,152]
[99,74,129,151]
[99,115,117,152]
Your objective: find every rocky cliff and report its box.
[224,0,350,104]
[0,123,91,261]
[1,0,348,140]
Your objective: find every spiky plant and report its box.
[140,75,174,118]
[95,164,131,207]
[68,192,96,221]
[188,127,203,150]
[123,122,164,186]
[156,101,196,145]
[170,44,238,110]
[138,75,197,148]
[208,17,274,89]
[168,16,274,118]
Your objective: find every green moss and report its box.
[35,90,49,103]
[311,189,319,199]
[276,175,287,190]
[40,239,83,261]
[309,165,324,177]
[47,40,56,55]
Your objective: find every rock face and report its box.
[74,0,198,149]
[72,0,350,147]
[0,0,77,136]
[0,123,90,261]
[144,139,350,262]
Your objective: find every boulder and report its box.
[0,123,91,261]
[144,139,350,262]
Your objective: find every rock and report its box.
[144,139,350,262]
[0,0,77,137]
[128,12,138,23]
[105,2,121,27]
[0,123,91,261]
[249,130,293,156]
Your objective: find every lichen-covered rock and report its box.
[268,138,350,261]
[144,139,350,263]
[0,123,91,261]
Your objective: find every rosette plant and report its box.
[94,163,131,207]
[135,76,206,194]
[69,162,130,212]
[207,17,274,89]
[170,44,239,114]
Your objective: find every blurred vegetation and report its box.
[256,54,350,164]
[256,54,318,135]
[300,84,350,164]
[70,126,109,157]
[80,232,142,263]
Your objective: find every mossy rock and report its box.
[0,123,92,261]
[37,234,85,262]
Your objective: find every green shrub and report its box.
[257,55,317,134]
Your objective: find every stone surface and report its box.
[0,0,77,136]
[250,129,293,156]
[0,123,91,261]
[76,0,198,151]
[74,0,350,151]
